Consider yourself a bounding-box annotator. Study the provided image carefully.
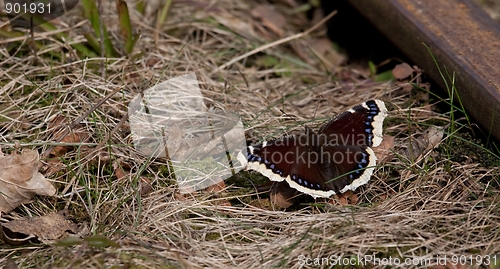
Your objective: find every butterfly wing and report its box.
[316,99,388,193]
[246,100,388,198]
[247,130,337,198]
[319,145,377,194]
[318,99,387,147]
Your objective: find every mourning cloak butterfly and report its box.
[241,100,388,198]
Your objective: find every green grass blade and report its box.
[116,0,137,55]
[156,0,174,29]
[136,0,146,15]
[81,0,118,57]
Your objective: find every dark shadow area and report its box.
[320,0,408,65]
[321,0,500,157]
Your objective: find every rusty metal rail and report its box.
[345,0,500,141]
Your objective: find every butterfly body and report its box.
[244,100,388,198]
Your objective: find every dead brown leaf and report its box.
[307,38,346,68]
[392,62,415,80]
[375,190,397,203]
[251,5,286,37]
[269,182,296,208]
[0,211,78,245]
[3,258,19,269]
[138,177,153,197]
[373,135,395,165]
[291,38,346,71]
[254,181,296,208]
[47,115,90,157]
[330,190,358,205]
[113,160,127,180]
[205,180,226,193]
[393,64,429,95]
[0,149,56,213]
[209,9,259,41]
[113,160,153,197]
[205,180,231,206]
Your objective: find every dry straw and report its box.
[0,0,499,268]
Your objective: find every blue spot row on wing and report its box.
[361,152,368,164]
[293,174,322,190]
[247,152,280,174]
[367,101,379,114]
[348,154,369,180]
[366,100,379,110]
[362,101,381,146]
[247,153,323,190]
[248,155,258,162]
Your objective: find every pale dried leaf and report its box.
[424,126,444,152]
[165,125,183,159]
[399,126,444,162]
[0,149,56,213]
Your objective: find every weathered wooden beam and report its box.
[345,0,500,141]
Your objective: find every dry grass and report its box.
[1,0,500,268]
